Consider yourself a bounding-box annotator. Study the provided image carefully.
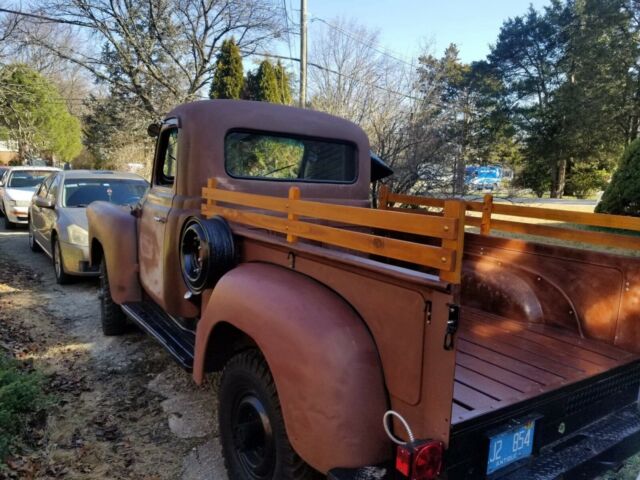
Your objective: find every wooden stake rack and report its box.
[378,186,640,252]
[202,180,466,283]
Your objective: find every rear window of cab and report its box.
[224,131,357,183]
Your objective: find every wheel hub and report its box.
[232,394,275,479]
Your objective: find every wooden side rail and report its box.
[378,185,640,252]
[202,181,466,283]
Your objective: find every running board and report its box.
[121,301,195,370]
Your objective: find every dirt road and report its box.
[0,229,228,480]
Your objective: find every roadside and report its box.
[0,229,228,479]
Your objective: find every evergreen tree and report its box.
[209,38,244,99]
[274,61,292,104]
[596,138,640,215]
[244,60,291,104]
[0,64,82,162]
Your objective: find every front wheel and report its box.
[99,257,127,335]
[28,220,41,252]
[219,350,319,480]
[4,214,14,230]
[53,237,72,284]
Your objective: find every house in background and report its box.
[0,140,19,165]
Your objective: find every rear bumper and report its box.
[327,402,640,480]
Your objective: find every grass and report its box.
[0,353,48,464]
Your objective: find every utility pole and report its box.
[299,0,307,108]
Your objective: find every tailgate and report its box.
[446,360,640,479]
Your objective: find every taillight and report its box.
[412,441,444,480]
[395,440,445,480]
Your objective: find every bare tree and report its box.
[11,0,283,117]
[308,19,459,196]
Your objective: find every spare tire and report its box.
[180,216,235,294]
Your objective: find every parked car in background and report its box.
[28,170,148,284]
[0,166,10,180]
[466,165,503,191]
[0,166,60,229]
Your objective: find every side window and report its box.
[47,175,62,202]
[155,127,178,186]
[38,175,54,199]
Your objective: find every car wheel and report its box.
[219,350,319,480]
[53,237,71,284]
[3,214,14,230]
[99,257,127,336]
[28,220,41,252]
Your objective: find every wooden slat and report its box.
[491,202,640,232]
[465,215,481,228]
[457,338,568,384]
[440,200,465,283]
[452,402,471,421]
[456,365,523,400]
[204,204,456,271]
[378,184,390,210]
[387,191,445,208]
[454,381,499,409]
[456,352,543,392]
[289,198,458,239]
[461,320,615,372]
[203,187,458,239]
[464,309,624,365]
[480,194,493,235]
[287,187,300,243]
[202,187,289,213]
[490,218,640,250]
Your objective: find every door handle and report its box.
[153,216,167,223]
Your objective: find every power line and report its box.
[310,17,415,68]
[241,50,421,102]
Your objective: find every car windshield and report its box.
[62,179,148,208]
[7,170,52,189]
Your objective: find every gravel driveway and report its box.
[0,229,228,479]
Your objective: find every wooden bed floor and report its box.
[452,308,638,424]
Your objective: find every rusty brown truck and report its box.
[87,100,640,480]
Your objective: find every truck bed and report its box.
[452,308,638,424]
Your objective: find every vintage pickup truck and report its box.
[87,100,640,480]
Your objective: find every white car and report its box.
[0,166,60,229]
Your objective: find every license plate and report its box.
[487,420,536,475]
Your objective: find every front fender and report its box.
[194,263,389,473]
[87,202,141,304]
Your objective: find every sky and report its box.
[289,0,553,64]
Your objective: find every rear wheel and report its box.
[99,257,127,336]
[28,219,41,252]
[3,214,14,230]
[219,350,319,480]
[53,237,71,284]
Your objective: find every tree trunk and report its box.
[550,158,567,198]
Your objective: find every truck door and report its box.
[138,121,178,308]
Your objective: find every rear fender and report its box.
[193,263,389,473]
[87,201,141,304]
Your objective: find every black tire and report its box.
[28,219,41,252]
[99,258,127,336]
[53,237,72,284]
[219,350,319,480]
[4,214,14,230]
[180,216,235,294]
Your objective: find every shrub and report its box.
[596,139,640,216]
[0,355,46,462]
[565,164,609,199]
